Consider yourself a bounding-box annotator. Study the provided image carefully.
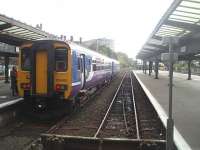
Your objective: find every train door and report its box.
[80,54,86,89]
[36,51,48,94]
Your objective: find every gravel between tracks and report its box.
[48,73,124,137]
[0,117,55,150]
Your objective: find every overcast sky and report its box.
[0,0,174,58]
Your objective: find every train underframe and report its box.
[22,80,109,120]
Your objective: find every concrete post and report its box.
[4,56,9,83]
[188,60,192,80]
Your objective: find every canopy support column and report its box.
[155,60,159,79]
[4,56,9,83]
[188,59,192,80]
[149,61,152,76]
[143,61,147,74]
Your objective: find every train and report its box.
[17,39,120,118]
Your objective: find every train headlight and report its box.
[20,83,31,89]
[55,84,67,92]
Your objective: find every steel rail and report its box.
[122,88,129,134]
[42,133,166,143]
[130,72,140,140]
[94,72,127,138]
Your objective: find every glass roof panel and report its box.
[181,1,200,9]
[18,32,35,36]
[185,0,200,3]
[162,24,185,30]
[170,14,199,22]
[14,30,31,35]
[177,6,200,14]
[160,28,183,33]
[156,32,178,37]
[173,10,200,19]
[157,30,181,35]
[168,18,196,24]
[7,28,26,33]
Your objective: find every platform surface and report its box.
[0,80,19,105]
[135,70,200,150]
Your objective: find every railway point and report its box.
[1,0,200,149]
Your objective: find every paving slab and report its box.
[135,70,200,150]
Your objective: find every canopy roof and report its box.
[0,14,55,46]
[137,0,200,60]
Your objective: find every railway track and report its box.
[94,72,165,141]
[94,73,138,139]
[42,72,170,150]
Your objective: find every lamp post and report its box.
[161,36,178,150]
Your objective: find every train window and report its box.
[21,48,31,71]
[55,48,67,72]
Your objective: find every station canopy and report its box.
[137,0,200,61]
[0,14,56,46]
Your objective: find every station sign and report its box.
[161,53,178,62]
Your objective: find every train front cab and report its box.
[17,41,72,117]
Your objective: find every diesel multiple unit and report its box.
[17,39,120,118]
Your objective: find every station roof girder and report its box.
[137,0,200,61]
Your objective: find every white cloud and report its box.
[0,0,173,58]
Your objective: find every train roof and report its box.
[28,39,119,64]
[68,41,119,64]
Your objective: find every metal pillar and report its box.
[4,56,9,83]
[155,60,159,79]
[166,39,174,150]
[188,60,192,80]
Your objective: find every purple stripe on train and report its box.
[70,71,112,97]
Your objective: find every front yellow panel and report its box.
[53,43,72,99]
[36,51,47,94]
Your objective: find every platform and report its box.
[0,80,20,105]
[135,70,200,150]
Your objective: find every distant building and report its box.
[81,38,114,51]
